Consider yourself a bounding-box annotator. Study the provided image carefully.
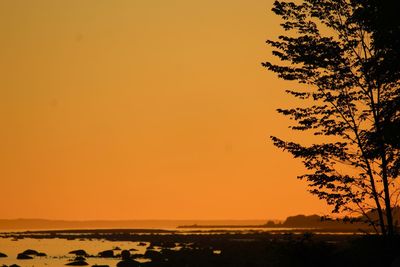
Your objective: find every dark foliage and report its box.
[263,0,400,236]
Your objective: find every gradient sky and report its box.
[0,0,329,220]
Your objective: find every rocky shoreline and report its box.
[1,229,400,267]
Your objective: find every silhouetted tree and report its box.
[263,0,400,236]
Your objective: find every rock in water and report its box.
[65,260,89,266]
[98,250,114,258]
[121,250,130,260]
[116,259,140,267]
[22,249,39,256]
[117,250,140,267]
[17,253,33,259]
[73,256,86,261]
[68,250,88,256]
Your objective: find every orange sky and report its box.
[0,0,329,220]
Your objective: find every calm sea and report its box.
[0,225,310,267]
[0,237,151,267]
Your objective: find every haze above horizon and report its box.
[0,0,329,221]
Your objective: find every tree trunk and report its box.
[367,169,387,235]
[380,148,394,236]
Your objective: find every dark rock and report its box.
[160,248,172,254]
[73,256,86,261]
[10,265,21,267]
[22,249,39,256]
[116,259,140,267]
[113,246,122,251]
[65,260,89,266]
[98,250,114,258]
[36,252,47,257]
[121,250,130,260]
[128,248,138,252]
[17,253,33,259]
[137,242,147,246]
[161,242,176,248]
[0,252,7,257]
[131,254,143,259]
[150,241,162,247]
[144,250,161,259]
[69,250,88,256]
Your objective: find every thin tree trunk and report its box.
[349,111,386,235]
[366,163,387,235]
[380,146,394,236]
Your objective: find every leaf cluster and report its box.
[264,0,400,219]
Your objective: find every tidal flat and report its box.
[1,229,399,267]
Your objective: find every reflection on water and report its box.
[0,238,148,267]
[0,227,361,267]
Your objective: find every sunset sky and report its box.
[0,0,329,220]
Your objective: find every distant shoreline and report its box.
[0,228,371,243]
[0,227,373,236]
[177,224,277,229]
[0,213,380,232]
[0,219,268,231]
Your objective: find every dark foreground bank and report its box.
[1,230,399,267]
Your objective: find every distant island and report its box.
[177,214,363,230]
[178,209,400,232]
